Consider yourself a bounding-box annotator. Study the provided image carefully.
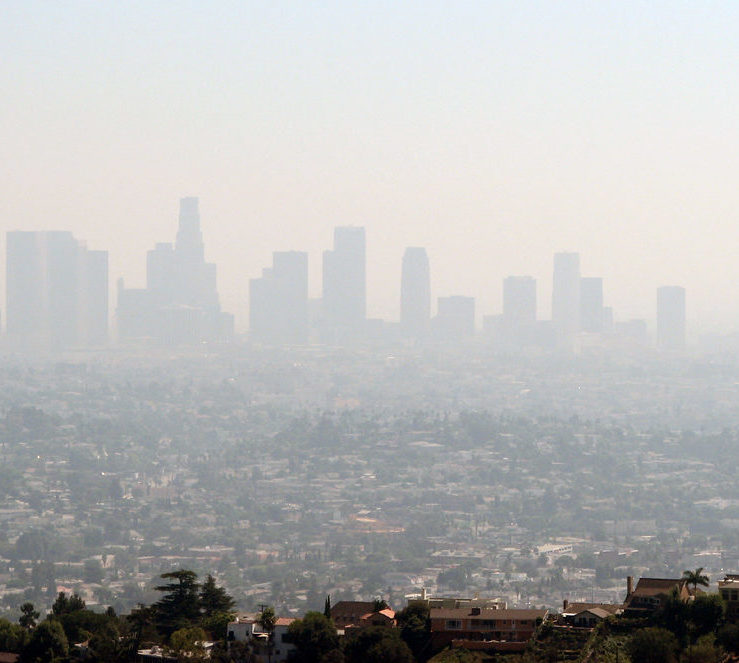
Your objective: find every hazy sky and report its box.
[2,1,739,332]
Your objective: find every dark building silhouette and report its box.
[580,276,604,333]
[6,231,108,349]
[116,198,233,344]
[434,295,475,341]
[250,251,309,344]
[321,226,366,340]
[552,252,581,346]
[657,286,686,351]
[400,247,430,339]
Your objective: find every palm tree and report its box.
[682,568,710,594]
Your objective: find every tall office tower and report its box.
[83,250,109,346]
[250,251,309,344]
[400,247,431,338]
[552,252,581,344]
[322,226,366,336]
[6,231,44,341]
[580,277,604,333]
[147,197,219,311]
[434,296,475,341]
[503,276,537,327]
[657,286,686,351]
[6,231,108,349]
[118,197,233,344]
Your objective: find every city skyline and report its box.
[3,3,739,331]
[4,203,691,346]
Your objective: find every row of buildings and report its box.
[222,575,739,662]
[4,198,687,350]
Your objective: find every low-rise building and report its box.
[622,576,691,617]
[718,574,739,622]
[429,607,547,652]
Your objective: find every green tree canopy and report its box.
[690,593,725,636]
[344,626,414,663]
[0,618,28,653]
[287,612,340,663]
[168,626,208,663]
[51,591,86,615]
[153,569,202,639]
[199,574,235,618]
[18,603,39,630]
[627,627,679,663]
[20,620,69,663]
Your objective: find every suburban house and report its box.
[227,613,297,663]
[719,574,739,622]
[560,600,621,628]
[429,607,548,652]
[622,576,691,617]
[408,589,506,612]
[330,601,395,629]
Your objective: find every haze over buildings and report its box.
[3,3,739,330]
[1,211,695,353]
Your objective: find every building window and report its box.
[446,620,462,630]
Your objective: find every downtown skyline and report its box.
[5,198,691,346]
[3,3,739,332]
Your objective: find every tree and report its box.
[287,612,340,663]
[344,626,414,663]
[199,574,235,618]
[627,627,679,663]
[682,568,710,594]
[211,639,255,663]
[690,594,725,636]
[18,603,39,630]
[168,626,208,663]
[717,623,739,654]
[323,595,331,619]
[202,611,234,642]
[257,606,277,663]
[0,618,28,653]
[153,569,201,638]
[397,603,432,662]
[51,591,86,615]
[20,620,69,663]
[372,598,389,612]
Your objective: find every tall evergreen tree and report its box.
[153,569,201,639]
[199,574,235,617]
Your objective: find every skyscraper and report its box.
[117,198,232,344]
[322,226,366,338]
[250,251,309,344]
[400,247,430,338]
[503,276,537,327]
[580,277,604,333]
[552,252,581,345]
[657,286,686,351]
[6,231,108,349]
